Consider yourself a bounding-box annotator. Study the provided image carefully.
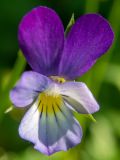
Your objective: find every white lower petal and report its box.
[19,90,82,155]
[19,100,39,144]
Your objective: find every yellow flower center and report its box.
[38,92,62,114]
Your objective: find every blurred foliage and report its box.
[0,0,120,160]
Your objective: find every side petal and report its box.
[19,6,64,76]
[59,82,99,114]
[19,98,82,155]
[10,71,51,107]
[59,14,114,79]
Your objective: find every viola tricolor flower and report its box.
[10,6,114,155]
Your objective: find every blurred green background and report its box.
[0,0,120,160]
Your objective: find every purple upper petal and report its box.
[18,6,64,76]
[59,14,114,79]
[10,71,51,107]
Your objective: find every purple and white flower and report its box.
[10,6,114,155]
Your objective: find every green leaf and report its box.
[65,13,75,36]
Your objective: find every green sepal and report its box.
[65,13,75,36]
[84,114,97,123]
[4,105,14,114]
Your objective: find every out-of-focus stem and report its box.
[85,0,99,13]
[0,50,26,122]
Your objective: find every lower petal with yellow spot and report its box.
[19,90,82,155]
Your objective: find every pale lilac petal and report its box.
[10,71,51,107]
[19,97,82,155]
[59,14,114,79]
[59,81,99,114]
[18,6,64,76]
